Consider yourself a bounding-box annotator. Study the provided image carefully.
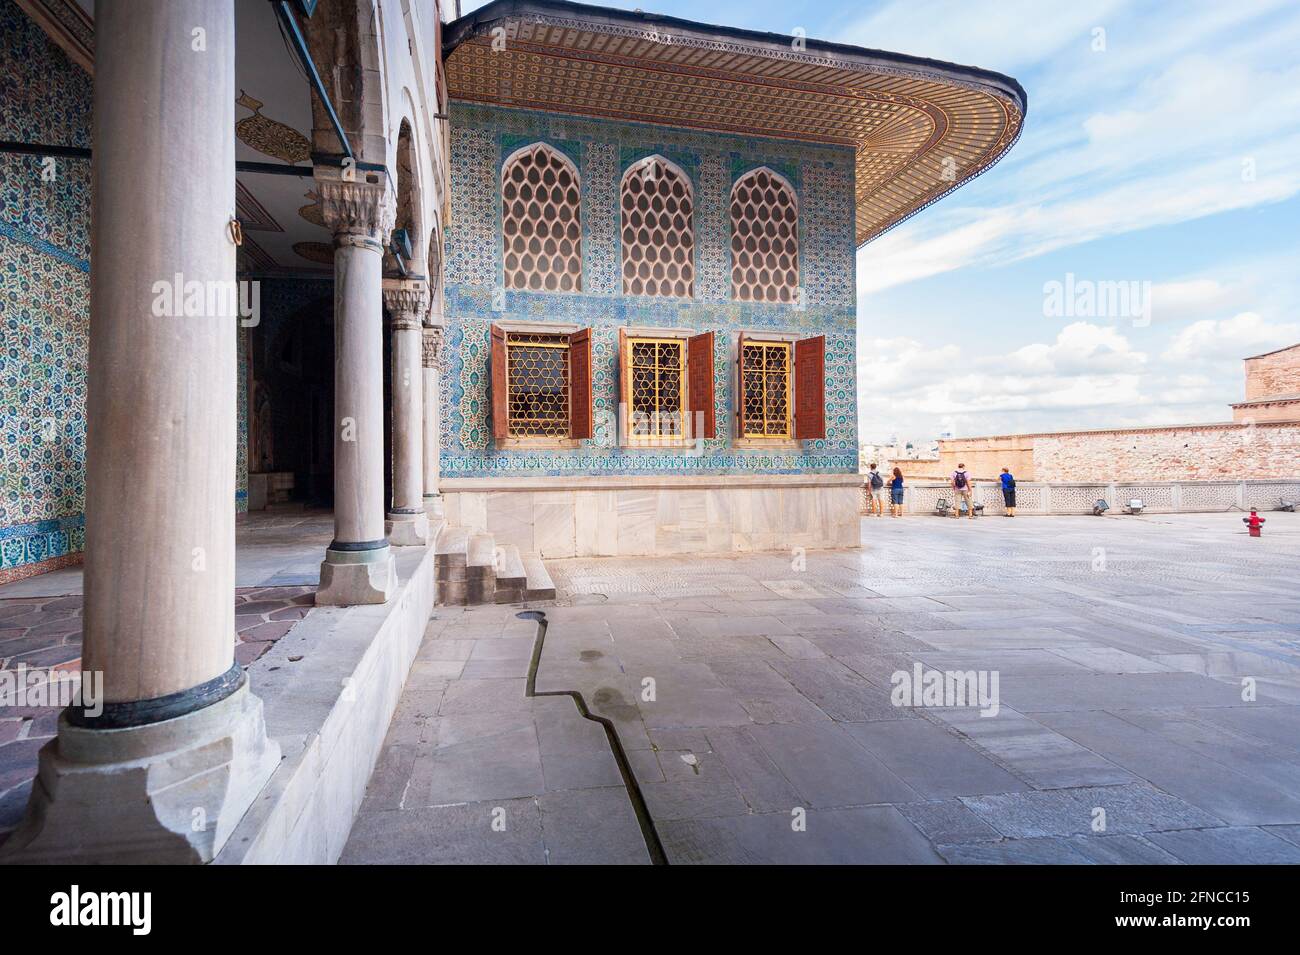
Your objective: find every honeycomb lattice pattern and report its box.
[628,338,685,439]
[502,144,582,292]
[730,168,799,303]
[506,332,570,437]
[740,341,791,437]
[621,159,694,297]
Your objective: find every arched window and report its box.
[621,156,694,298]
[730,167,799,303]
[501,143,582,292]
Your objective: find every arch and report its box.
[427,209,444,321]
[302,0,388,164]
[389,117,425,277]
[501,142,582,293]
[730,166,799,304]
[620,155,694,298]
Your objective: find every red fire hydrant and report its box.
[1243,510,1265,537]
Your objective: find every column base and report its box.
[423,493,444,519]
[316,545,397,605]
[0,681,280,865]
[386,511,430,546]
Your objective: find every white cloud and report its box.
[856,2,1300,293]
[1163,311,1300,363]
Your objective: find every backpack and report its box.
[870,471,884,489]
[954,470,968,489]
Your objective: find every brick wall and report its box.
[934,421,1299,484]
[1244,344,1300,401]
[1032,423,1299,482]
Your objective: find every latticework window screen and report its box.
[730,168,799,303]
[739,340,792,438]
[621,158,695,298]
[501,143,582,292]
[505,332,571,437]
[626,337,686,440]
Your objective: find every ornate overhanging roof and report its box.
[444,0,1027,247]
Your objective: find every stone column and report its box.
[314,173,398,605]
[0,0,278,864]
[422,324,444,511]
[383,279,430,545]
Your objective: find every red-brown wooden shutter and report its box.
[735,332,747,437]
[490,324,508,439]
[569,328,593,440]
[793,335,826,440]
[687,331,715,439]
[617,327,628,443]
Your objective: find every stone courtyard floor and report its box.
[344,511,1300,865]
[0,509,332,844]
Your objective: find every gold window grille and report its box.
[739,340,792,438]
[730,168,799,303]
[624,337,686,442]
[506,332,570,437]
[502,143,583,292]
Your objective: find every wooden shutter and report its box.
[490,324,508,439]
[735,332,747,437]
[793,335,826,440]
[617,327,627,445]
[687,331,715,439]
[568,328,593,439]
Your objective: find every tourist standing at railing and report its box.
[952,463,975,519]
[1000,467,1017,517]
[890,467,905,517]
[866,463,886,517]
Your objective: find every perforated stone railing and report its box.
[860,480,1300,515]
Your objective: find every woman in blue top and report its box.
[1000,467,1016,517]
[889,467,905,517]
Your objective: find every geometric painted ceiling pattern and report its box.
[445,1,1026,246]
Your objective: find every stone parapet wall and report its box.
[860,479,1300,516]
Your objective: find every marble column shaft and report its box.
[383,280,429,545]
[422,325,443,504]
[315,175,398,604]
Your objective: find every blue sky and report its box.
[462,0,1300,444]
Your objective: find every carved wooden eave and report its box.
[443,0,1027,247]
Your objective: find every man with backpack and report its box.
[951,463,975,519]
[866,463,885,517]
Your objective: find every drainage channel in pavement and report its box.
[517,610,668,866]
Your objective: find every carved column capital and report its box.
[382,279,430,330]
[422,325,444,368]
[316,176,396,245]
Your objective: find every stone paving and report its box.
[349,510,1300,864]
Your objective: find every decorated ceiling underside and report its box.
[444,2,1026,246]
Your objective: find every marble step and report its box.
[493,545,527,603]
[466,533,496,578]
[433,525,469,579]
[522,555,556,601]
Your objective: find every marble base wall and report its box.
[440,476,861,557]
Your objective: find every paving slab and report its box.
[1144,827,1300,865]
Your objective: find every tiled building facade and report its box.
[0,0,91,583]
[442,103,859,478]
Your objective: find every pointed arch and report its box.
[501,142,582,293]
[620,155,694,298]
[730,166,799,303]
